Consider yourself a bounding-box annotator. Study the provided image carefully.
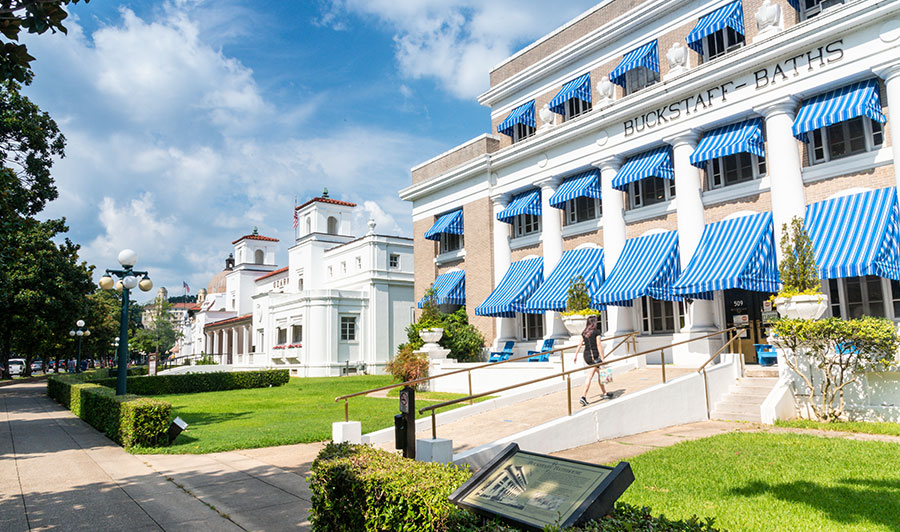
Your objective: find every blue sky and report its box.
[23,0,598,301]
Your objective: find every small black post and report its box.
[399,386,416,459]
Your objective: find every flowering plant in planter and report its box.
[288,343,302,348]
[561,276,601,335]
[774,217,827,320]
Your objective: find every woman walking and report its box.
[574,315,613,406]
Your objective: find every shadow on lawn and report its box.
[731,478,900,531]
[176,410,252,427]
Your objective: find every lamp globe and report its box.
[118,249,138,268]
[99,275,115,290]
[139,276,153,292]
[123,275,139,290]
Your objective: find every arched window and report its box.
[327,216,338,235]
[255,249,264,264]
[305,217,311,235]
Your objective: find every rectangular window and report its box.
[340,316,357,341]
[341,261,347,274]
[802,0,845,19]
[708,153,766,189]
[520,313,544,341]
[257,330,264,352]
[629,177,676,209]
[439,233,463,254]
[291,324,303,343]
[513,213,541,238]
[389,253,400,268]
[808,117,883,165]
[831,275,889,319]
[624,67,658,96]
[640,297,678,334]
[564,197,601,225]
[277,328,287,345]
[828,279,842,318]
[356,256,362,269]
[703,27,744,61]
[564,98,592,121]
[298,277,304,291]
[512,123,535,144]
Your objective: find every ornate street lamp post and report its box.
[98,249,153,395]
[68,320,90,373]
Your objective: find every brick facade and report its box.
[562,228,605,250]
[704,191,773,224]
[625,212,678,239]
[804,166,897,205]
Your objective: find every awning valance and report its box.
[418,270,466,308]
[424,209,464,241]
[475,258,544,317]
[611,146,674,191]
[792,79,887,140]
[524,248,605,312]
[497,189,542,224]
[609,40,659,88]
[673,212,779,295]
[690,118,765,168]
[686,0,745,54]
[805,187,900,280]
[548,170,601,209]
[548,72,592,115]
[593,231,682,307]
[497,100,536,137]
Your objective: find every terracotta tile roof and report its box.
[205,313,253,329]
[172,303,201,310]
[255,266,289,282]
[232,234,280,245]
[296,197,357,210]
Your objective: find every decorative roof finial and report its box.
[367,218,376,235]
[322,188,329,198]
[252,226,258,236]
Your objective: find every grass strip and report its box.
[775,418,900,437]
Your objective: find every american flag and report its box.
[183,281,190,293]
[293,208,299,229]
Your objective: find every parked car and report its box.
[8,359,25,377]
[31,360,43,373]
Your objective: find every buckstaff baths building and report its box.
[401,0,900,365]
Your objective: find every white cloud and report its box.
[323,0,599,98]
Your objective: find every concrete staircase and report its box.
[710,366,779,423]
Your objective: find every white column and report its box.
[755,97,806,256]
[667,132,716,330]
[244,325,251,356]
[538,177,567,339]
[492,195,517,342]
[874,64,900,191]
[597,157,634,334]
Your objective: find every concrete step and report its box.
[726,391,771,402]
[728,384,777,396]
[713,401,764,416]
[737,376,778,385]
[711,411,762,423]
[745,366,779,378]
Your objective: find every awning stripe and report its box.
[792,79,887,140]
[690,118,765,168]
[548,72,592,115]
[786,0,800,9]
[497,189,542,224]
[673,212,780,295]
[592,231,682,306]
[497,100,536,137]
[424,209,464,241]
[611,146,674,191]
[805,187,900,280]
[475,258,544,317]
[524,248,606,312]
[418,270,466,308]
[686,0,745,55]
[548,170,602,209]
[609,40,659,88]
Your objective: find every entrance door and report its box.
[723,289,775,364]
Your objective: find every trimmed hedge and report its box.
[47,374,171,448]
[308,443,723,532]
[92,369,290,395]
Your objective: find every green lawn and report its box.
[132,375,476,454]
[617,432,900,532]
[776,418,900,437]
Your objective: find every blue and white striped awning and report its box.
[548,170,601,209]
[497,189,542,224]
[611,146,674,191]
[786,0,800,9]
[418,270,466,308]
[424,209,464,241]
[609,40,659,88]
[673,212,779,295]
[686,0,745,54]
[548,73,592,115]
[497,100,536,137]
[690,118,765,168]
[805,187,900,280]
[524,248,605,312]
[593,231,682,306]
[792,79,887,140]
[475,257,544,317]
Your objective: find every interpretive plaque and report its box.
[449,443,633,531]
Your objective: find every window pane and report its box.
[827,122,847,159]
[847,118,866,154]
[891,279,900,318]
[872,120,884,147]
[845,277,864,318]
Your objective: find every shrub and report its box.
[385,345,429,389]
[402,306,485,362]
[196,353,216,365]
[92,369,290,395]
[308,443,723,532]
[778,216,821,297]
[46,374,171,448]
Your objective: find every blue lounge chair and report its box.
[489,341,515,362]
[528,338,555,362]
[754,344,777,366]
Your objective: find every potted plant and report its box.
[774,217,827,320]
[561,276,602,335]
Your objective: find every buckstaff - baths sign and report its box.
[623,40,844,137]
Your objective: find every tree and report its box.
[131,299,181,357]
[778,217,821,297]
[0,0,89,84]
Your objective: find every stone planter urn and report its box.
[562,314,589,336]
[418,328,444,349]
[775,294,828,320]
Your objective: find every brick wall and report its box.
[804,165,897,205]
[562,229,604,250]
[411,136,500,185]
[461,197,496,340]
[625,212,678,239]
[511,241,544,263]
[413,218,437,307]
[704,191,773,224]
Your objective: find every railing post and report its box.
[660,350,666,383]
[431,410,437,439]
[561,348,566,381]
[703,368,710,417]
[468,371,474,405]
[344,399,349,422]
[567,375,573,416]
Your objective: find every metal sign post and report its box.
[399,386,416,459]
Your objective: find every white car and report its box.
[8,359,25,377]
